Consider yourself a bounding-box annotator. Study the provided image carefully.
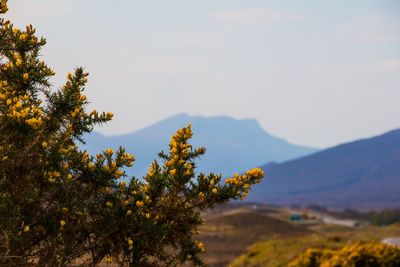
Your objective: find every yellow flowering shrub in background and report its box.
[288,242,400,267]
[0,1,263,266]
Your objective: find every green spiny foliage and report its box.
[0,1,264,266]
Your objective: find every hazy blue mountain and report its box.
[249,129,400,211]
[83,113,317,178]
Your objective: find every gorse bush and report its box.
[288,242,400,267]
[0,1,263,266]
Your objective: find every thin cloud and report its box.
[349,33,399,44]
[310,60,400,73]
[176,32,225,47]
[350,59,400,73]
[211,8,303,25]
[6,0,70,21]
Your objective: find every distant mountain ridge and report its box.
[84,114,317,178]
[248,129,400,211]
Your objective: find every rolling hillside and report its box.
[83,114,317,177]
[249,129,400,210]
[197,204,400,267]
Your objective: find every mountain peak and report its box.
[249,128,400,211]
[84,114,317,178]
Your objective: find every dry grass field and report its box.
[197,204,400,267]
[197,204,310,266]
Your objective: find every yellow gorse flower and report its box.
[128,239,133,250]
[144,195,151,204]
[19,33,28,41]
[105,255,113,264]
[124,152,134,167]
[105,148,113,156]
[195,241,205,252]
[115,169,124,178]
[0,0,8,13]
[147,164,155,177]
[105,112,113,119]
[167,124,193,164]
[223,168,264,199]
[88,162,96,170]
[136,200,144,208]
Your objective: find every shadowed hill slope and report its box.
[249,129,400,210]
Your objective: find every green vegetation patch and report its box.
[230,224,400,267]
[230,234,344,267]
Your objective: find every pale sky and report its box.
[5,0,400,148]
